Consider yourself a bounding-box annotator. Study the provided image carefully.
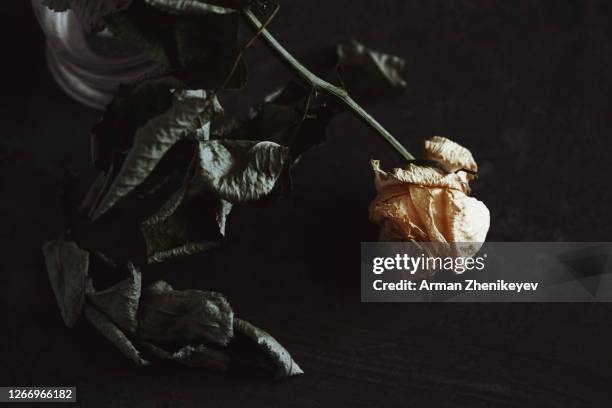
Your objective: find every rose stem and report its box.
[241,8,415,162]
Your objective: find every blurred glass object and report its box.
[31,0,160,110]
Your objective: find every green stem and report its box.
[241,8,415,162]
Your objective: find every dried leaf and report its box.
[104,3,174,66]
[72,0,133,32]
[92,89,221,220]
[141,342,229,370]
[84,305,148,366]
[91,78,179,173]
[216,199,233,235]
[145,0,236,15]
[337,40,407,96]
[42,238,89,328]
[140,185,224,263]
[138,281,234,347]
[234,318,303,380]
[140,138,288,262]
[86,263,141,333]
[105,1,247,89]
[222,81,341,159]
[196,140,290,203]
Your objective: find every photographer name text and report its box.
[373,279,539,292]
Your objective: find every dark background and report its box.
[2,1,612,406]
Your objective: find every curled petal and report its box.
[423,136,478,181]
[371,160,468,193]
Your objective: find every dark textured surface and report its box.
[2,1,612,406]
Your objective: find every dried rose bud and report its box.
[369,136,489,259]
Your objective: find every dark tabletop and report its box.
[2,1,612,407]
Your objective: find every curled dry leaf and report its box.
[140,185,224,263]
[138,281,234,347]
[140,138,290,263]
[84,305,148,366]
[72,0,134,32]
[86,263,141,333]
[217,81,341,161]
[105,1,247,89]
[42,238,90,328]
[141,342,230,370]
[92,89,222,220]
[234,318,303,380]
[370,136,490,261]
[258,82,341,158]
[91,78,180,173]
[196,139,290,203]
[145,0,236,15]
[336,40,407,96]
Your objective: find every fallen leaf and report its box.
[140,185,224,263]
[141,342,230,370]
[86,263,142,333]
[138,281,234,347]
[233,318,303,380]
[42,238,89,328]
[84,305,148,365]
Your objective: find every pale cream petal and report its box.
[444,189,490,258]
[423,136,478,178]
[371,159,468,193]
[369,190,428,241]
[408,186,449,244]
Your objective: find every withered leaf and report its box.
[234,318,303,380]
[72,0,133,33]
[145,0,236,15]
[105,1,247,89]
[84,305,148,366]
[86,263,142,333]
[91,77,179,173]
[91,88,222,220]
[222,81,341,159]
[196,139,290,203]
[140,185,224,263]
[141,342,230,370]
[104,2,173,67]
[140,138,290,262]
[138,281,234,347]
[337,40,407,97]
[42,238,89,328]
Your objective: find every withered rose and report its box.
[369,136,489,258]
